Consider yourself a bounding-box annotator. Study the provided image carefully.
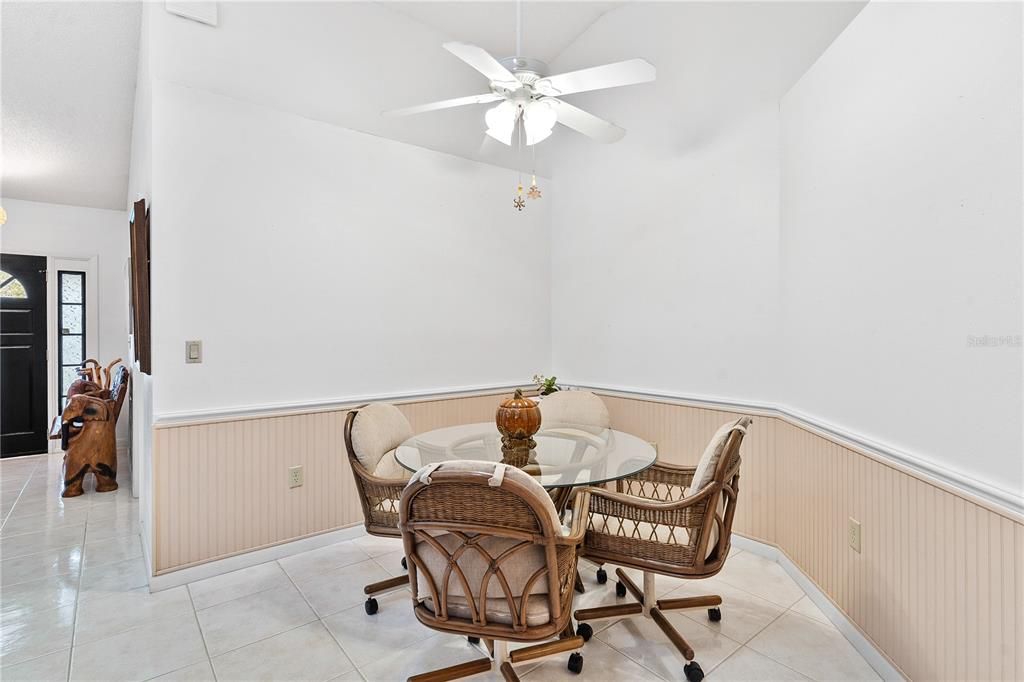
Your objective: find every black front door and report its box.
[1,254,48,457]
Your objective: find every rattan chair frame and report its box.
[344,408,413,610]
[574,416,752,682]
[399,466,592,682]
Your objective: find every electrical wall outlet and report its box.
[848,517,862,553]
[288,465,303,488]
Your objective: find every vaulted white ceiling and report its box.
[1,1,866,211]
[387,2,621,64]
[1,1,141,210]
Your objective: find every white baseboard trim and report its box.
[731,535,905,681]
[148,524,366,592]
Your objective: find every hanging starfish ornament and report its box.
[514,184,526,211]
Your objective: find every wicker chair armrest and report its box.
[585,482,717,514]
[581,483,720,548]
[555,489,591,546]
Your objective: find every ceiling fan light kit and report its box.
[383,5,656,208]
[386,42,655,148]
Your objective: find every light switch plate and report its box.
[185,340,202,364]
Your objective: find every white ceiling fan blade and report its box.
[383,93,503,117]
[547,98,625,143]
[534,58,656,97]
[443,41,520,86]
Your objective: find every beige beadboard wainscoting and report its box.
[590,389,1023,682]
[151,388,520,575]
[150,384,1022,680]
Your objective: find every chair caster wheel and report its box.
[684,661,704,681]
[401,556,407,570]
[568,652,584,674]
[615,581,627,598]
[596,568,608,584]
[467,636,480,644]
[576,623,593,641]
[364,598,379,615]
[708,607,721,622]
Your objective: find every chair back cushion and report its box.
[689,418,745,493]
[539,391,610,430]
[350,403,414,473]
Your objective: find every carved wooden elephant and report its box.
[58,395,119,497]
[50,365,129,497]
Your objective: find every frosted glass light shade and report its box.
[485,101,517,145]
[524,101,557,146]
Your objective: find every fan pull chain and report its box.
[528,142,542,200]
[514,108,526,211]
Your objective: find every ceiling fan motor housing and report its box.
[499,56,549,81]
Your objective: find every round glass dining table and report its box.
[394,422,657,490]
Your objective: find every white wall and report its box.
[0,197,131,441]
[127,1,152,213]
[551,104,782,401]
[548,2,864,403]
[149,81,550,418]
[549,1,1022,500]
[780,1,1023,495]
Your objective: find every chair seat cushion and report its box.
[422,594,551,627]
[372,449,412,480]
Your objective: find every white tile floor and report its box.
[1,453,881,682]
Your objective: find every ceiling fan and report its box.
[384,26,656,147]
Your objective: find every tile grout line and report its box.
[699,568,837,680]
[0,456,43,532]
[0,462,79,678]
[66,462,84,682]
[591,561,805,681]
[714,607,809,679]
[182,583,217,682]
[189,551,372,615]
[1,458,144,676]
[278,558,361,678]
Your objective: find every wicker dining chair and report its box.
[573,416,753,682]
[344,403,416,615]
[539,390,610,431]
[399,460,592,681]
[539,390,612,587]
